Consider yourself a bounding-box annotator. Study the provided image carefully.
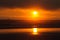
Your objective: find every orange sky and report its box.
[0,8,60,20]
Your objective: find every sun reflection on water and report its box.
[32,28,38,35]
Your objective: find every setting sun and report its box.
[33,11,38,15]
[30,11,39,21]
[33,11,38,16]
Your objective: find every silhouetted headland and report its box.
[0,19,60,29]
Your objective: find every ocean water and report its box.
[0,32,60,40]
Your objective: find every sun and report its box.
[33,11,38,16]
[33,11,37,15]
[32,11,39,18]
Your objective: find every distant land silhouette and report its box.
[0,19,60,29]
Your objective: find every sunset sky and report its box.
[0,0,60,20]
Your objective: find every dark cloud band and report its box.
[0,0,35,8]
[38,0,60,10]
[0,0,60,10]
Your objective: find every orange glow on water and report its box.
[0,28,60,34]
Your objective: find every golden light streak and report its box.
[32,28,38,35]
[0,28,60,34]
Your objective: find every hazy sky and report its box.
[0,0,60,20]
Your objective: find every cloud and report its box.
[38,0,60,10]
[0,0,35,8]
[0,0,60,10]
